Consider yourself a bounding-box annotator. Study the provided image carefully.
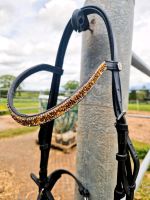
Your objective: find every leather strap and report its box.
[31,169,89,200]
[7,5,139,200]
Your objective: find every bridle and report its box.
[7,5,139,200]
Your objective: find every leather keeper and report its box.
[40,144,50,150]
[116,153,127,161]
[116,123,128,132]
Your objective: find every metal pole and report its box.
[135,150,150,191]
[76,1,134,199]
[132,52,150,77]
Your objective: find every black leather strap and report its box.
[35,6,119,200]
[7,5,139,200]
[31,169,89,200]
[7,64,63,115]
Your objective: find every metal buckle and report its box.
[84,197,89,200]
[117,62,122,71]
[39,188,44,196]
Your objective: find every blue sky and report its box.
[0,0,149,90]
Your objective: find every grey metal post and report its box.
[132,52,150,77]
[76,1,135,199]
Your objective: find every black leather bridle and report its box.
[7,5,139,200]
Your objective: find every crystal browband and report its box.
[7,5,139,200]
[8,62,107,126]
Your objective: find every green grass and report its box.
[133,140,150,159]
[133,140,150,200]
[0,127,38,139]
[128,103,150,112]
[135,171,150,200]
[0,98,39,115]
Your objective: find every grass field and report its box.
[0,98,39,114]
[1,97,150,115]
[128,103,150,112]
[136,171,150,200]
[0,127,38,139]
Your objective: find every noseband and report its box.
[7,5,139,200]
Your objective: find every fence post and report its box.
[76,0,135,199]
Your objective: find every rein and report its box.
[7,6,139,200]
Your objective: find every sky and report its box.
[0,0,149,90]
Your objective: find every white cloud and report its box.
[38,0,77,30]
[131,0,150,86]
[0,0,149,91]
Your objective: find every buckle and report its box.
[118,62,122,71]
[84,197,89,200]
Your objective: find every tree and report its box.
[63,80,79,91]
[129,90,137,101]
[0,75,16,89]
[0,75,22,97]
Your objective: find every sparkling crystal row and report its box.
[8,62,107,126]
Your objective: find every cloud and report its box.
[0,53,22,65]
[130,66,150,87]
[38,0,78,30]
[131,0,150,86]
[0,0,149,90]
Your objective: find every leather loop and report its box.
[129,183,136,190]
[40,144,50,150]
[106,61,122,71]
[116,153,127,161]
[114,188,125,199]
[116,123,129,132]
[7,64,64,112]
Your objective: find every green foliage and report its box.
[136,90,148,101]
[63,80,79,91]
[129,89,150,101]
[129,90,136,100]
[0,75,16,89]
[0,75,23,97]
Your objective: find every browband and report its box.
[7,5,139,200]
[8,61,121,126]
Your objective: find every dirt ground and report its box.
[0,133,76,200]
[0,111,149,200]
[0,115,22,131]
[127,111,150,143]
[1,111,150,143]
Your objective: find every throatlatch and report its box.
[7,5,139,200]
